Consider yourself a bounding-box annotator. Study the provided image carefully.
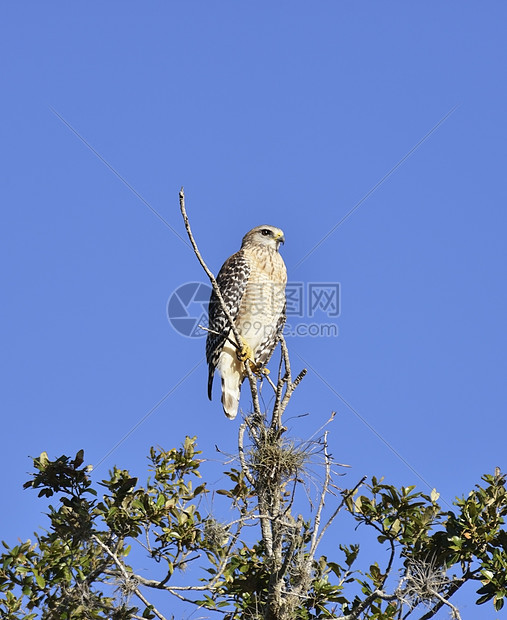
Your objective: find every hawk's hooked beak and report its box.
[275,232,285,245]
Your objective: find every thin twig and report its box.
[263,371,278,393]
[309,431,332,559]
[416,576,468,620]
[315,475,367,550]
[198,324,242,351]
[92,535,167,620]
[238,420,255,487]
[179,187,261,416]
[272,336,307,427]
[427,589,462,620]
[302,411,338,447]
[382,537,397,590]
[163,586,228,614]
[134,508,247,594]
[335,589,399,620]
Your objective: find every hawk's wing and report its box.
[255,300,287,367]
[206,250,250,399]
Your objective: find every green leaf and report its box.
[390,519,401,536]
[73,449,85,468]
[34,572,45,588]
[477,593,493,605]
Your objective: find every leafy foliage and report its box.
[1,436,506,620]
[0,439,206,619]
[344,471,507,617]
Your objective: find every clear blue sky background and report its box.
[1,3,506,618]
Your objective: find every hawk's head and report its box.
[241,225,285,251]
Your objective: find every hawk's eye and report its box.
[261,229,271,236]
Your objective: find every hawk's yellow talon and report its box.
[249,361,269,377]
[237,340,254,363]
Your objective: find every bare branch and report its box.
[263,371,278,394]
[335,589,399,620]
[198,324,241,351]
[238,420,255,487]
[292,368,307,389]
[315,475,368,550]
[280,335,293,386]
[416,576,468,620]
[92,535,167,620]
[383,537,397,589]
[179,187,261,416]
[279,514,303,581]
[427,589,462,620]
[272,335,307,427]
[309,431,332,559]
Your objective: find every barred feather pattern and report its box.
[206,250,250,399]
[206,227,287,419]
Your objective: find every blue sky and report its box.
[1,3,506,618]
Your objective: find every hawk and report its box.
[206,225,287,419]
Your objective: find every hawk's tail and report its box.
[212,343,243,419]
[221,376,241,420]
[209,360,241,419]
